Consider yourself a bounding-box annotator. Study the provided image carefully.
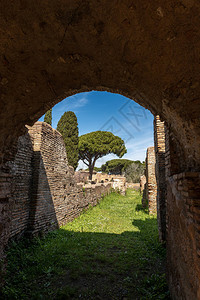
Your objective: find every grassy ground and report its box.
[2,189,170,299]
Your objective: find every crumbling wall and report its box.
[6,122,112,241]
[154,116,166,242]
[74,171,89,184]
[75,171,127,194]
[146,147,157,214]
[79,182,112,206]
[27,122,73,233]
[140,175,146,193]
[8,133,33,239]
[126,182,140,190]
[140,175,147,207]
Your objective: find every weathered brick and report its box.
[4,122,113,242]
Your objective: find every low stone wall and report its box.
[74,171,89,184]
[7,122,112,241]
[92,173,125,183]
[75,171,126,194]
[126,182,140,190]
[139,175,147,207]
[111,177,126,194]
[78,182,112,203]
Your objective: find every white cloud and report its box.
[68,94,89,109]
[55,93,89,113]
[51,93,90,128]
[126,136,154,150]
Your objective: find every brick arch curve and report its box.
[0,0,200,168]
[1,2,200,298]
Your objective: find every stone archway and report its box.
[0,1,200,299]
[0,1,200,167]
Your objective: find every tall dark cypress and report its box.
[57,111,79,170]
[44,109,52,126]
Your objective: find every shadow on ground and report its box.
[3,216,170,300]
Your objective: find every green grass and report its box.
[2,189,170,299]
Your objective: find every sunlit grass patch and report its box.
[2,189,169,299]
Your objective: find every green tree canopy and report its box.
[125,162,145,183]
[44,109,52,126]
[78,131,127,180]
[101,159,135,175]
[101,159,145,182]
[57,111,79,170]
[85,167,102,173]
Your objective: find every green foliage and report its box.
[125,162,145,183]
[44,109,52,126]
[101,159,145,182]
[79,131,127,179]
[3,190,169,299]
[82,187,85,196]
[138,273,170,299]
[101,159,135,174]
[85,166,102,172]
[57,111,79,170]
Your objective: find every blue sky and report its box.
[39,91,154,169]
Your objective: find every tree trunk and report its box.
[89,164,93,180]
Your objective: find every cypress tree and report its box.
[44,109,52,126]
[57,111,79,170]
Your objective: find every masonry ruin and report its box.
[8,122,113,240]
[0,1,200,299]
[75,171,127,194]
[141,116,167,238]
[154,116,166,243]
[142,147,157,215]
[138,113,200,299]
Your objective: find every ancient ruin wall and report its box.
[7,122,112,240]
[1,1,200,173]
[166,172,200,300]
[165,127,200,299]
[154,116,166,242]
[140,175,147,207]
[75,171,127,194]
[0,3,200,298]
[146,147,157,214]
[8,133,33,238]
[0,172,12,275]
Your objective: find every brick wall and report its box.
[166,172,200,299]
[165,125,200,299]
[140,175,147,207]
[8,122,112,240]
[4,120,200,299]
[0,172,12,278]
[146,147,157,214]
[8,133,33,238]
[0,138,22,279]
[81,183,112,206]
[154,116,166,242]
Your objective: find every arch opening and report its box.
[1,1,200,298]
